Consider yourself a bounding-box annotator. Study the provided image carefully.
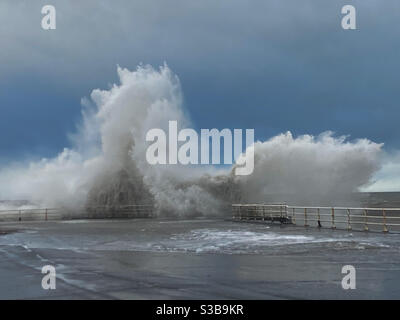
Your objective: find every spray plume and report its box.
[0,65,382,214]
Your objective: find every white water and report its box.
[0,64,382,215]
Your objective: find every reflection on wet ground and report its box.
[0,218,399,299]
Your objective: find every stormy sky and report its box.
[0,0,399,190]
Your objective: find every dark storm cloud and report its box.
[0,0,399,160]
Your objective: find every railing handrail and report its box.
[232,203,286,207]
[288,206,400,211]
[233,203,400,211]
[232,203,400,233]
[0,204,155,214]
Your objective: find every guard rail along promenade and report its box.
[0,205,154,222]
[232,204,400,233]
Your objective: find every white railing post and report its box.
[292,207,296,224]
[331,208,336,229]
[304,208,308,227]
[347,208,352,230]
[383,209,388,233]
[364,209,369,231]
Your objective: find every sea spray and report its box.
[0,64,383,214]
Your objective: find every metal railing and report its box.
[0,205,155,222]
[232,204,290,224]
[232,204,400,233]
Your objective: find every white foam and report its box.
[0,65,382,215]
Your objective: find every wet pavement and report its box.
[0,218,399,299]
